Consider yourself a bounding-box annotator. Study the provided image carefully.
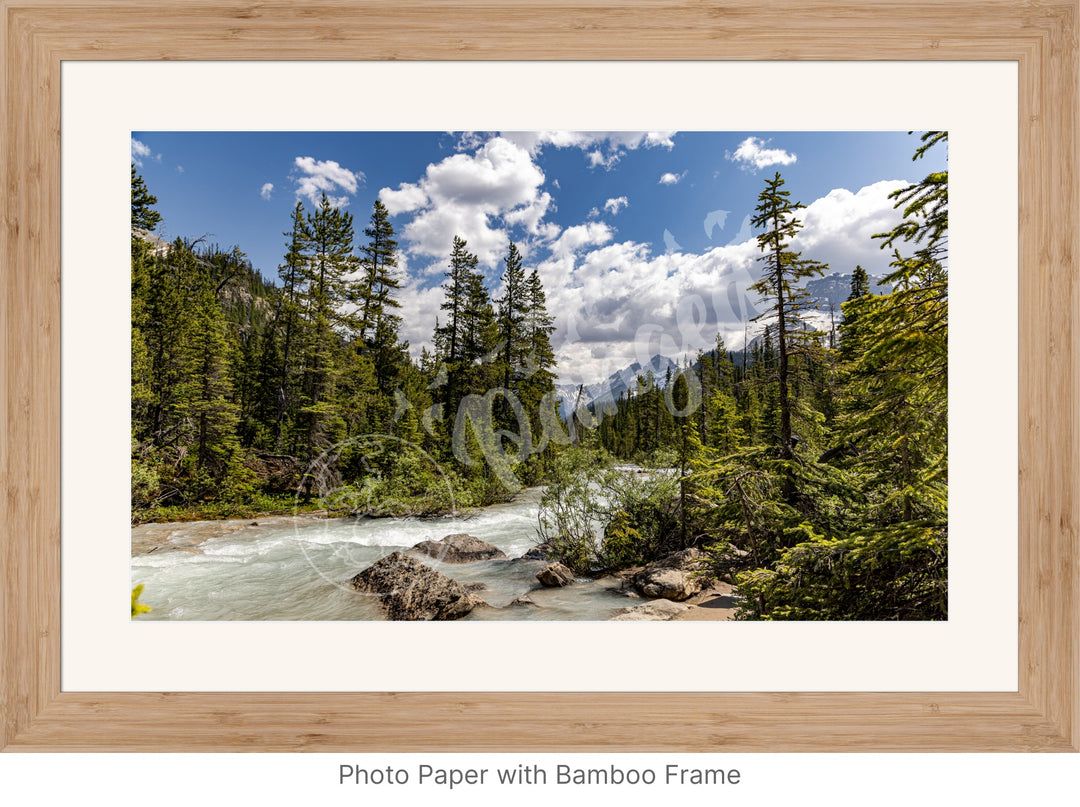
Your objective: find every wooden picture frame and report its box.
[1,0,1076,752]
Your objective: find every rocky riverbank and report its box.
[344,532,739,621]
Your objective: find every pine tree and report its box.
[849,264,870,298]
[669,366,697,545]
[839,264,871,361]
[186,250,242,494]
[356,200,404,393]
[495,241,528,392]
[434,236,480,420]
[749,172,827,465]
[521,269,557,401]
[271,202,311,449]
[139,239,199,443]
[460,265,499,392]
[877,131,948,270]
[356,201,400,340]
[296,193,356,460]
[131,164,162,232]
[131,168,159,432]
[841,132,949,523]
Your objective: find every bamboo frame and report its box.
[1,0,1076,752]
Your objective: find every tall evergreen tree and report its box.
[522,268,557,399]
[461,266,499,390]
[356,200,404,392]
[131,164,162,232]
[841,132,949,522]
[434,236,480,419]
[296,193,356,459]
[356,200,402,344]
[749,172,826,464]
[839,264,871,362]
[185,248,242,492]
[271,201,311,449]
[131,168,161,429]
[495,241,528,392]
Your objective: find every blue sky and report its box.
[131,130,945,386]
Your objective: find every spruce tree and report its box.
[131,164,162,232]
[748,172,827,464]
[460,266,499,391]
[297,193,356,460]
[272,201,311,449]
[356,202,401,335]
[522,269,557,396]
[839,264,871,361]
[356,200,404,392]
[495,241,528,392]
[520,267,559,459]
[131,168,160,432]
[186,249,242,494]
[434,236,480,420]
[842,132,949,522]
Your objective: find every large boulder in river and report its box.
[411,533,507,564]
[348,551,479,620]
[536,562,575,587]
[632,548,706,601]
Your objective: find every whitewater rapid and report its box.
[130,487,633,621]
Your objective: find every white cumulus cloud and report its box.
[292,156,364,208]
[382,136,551,269]
[260,182,274,201]
[658,171,686,185]
[604,196,629,216]
[726,136,797,172]
[380,182,428,215]
[130,137,159,167]
[792,180,909,272]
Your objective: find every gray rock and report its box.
[411,533,507,564]
[536,562,575,587]
[632,548,706,601]
[610,599,690,621]
[508,594,539,607]
[348,551,479,620]
[519,541,554,561]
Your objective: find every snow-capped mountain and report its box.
[805,271,892,310]
[556,354,677,417]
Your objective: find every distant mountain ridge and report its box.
[556,354,677,418]
[805,271,892,310]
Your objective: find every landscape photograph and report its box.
[130,129,948,622]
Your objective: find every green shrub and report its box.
[537,451,682,574]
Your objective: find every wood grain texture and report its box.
[1,0,1076,752]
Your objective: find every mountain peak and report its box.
[556,354,677,416]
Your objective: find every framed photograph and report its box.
[2,1,1076,751]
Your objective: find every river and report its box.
[130,487,637,621]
